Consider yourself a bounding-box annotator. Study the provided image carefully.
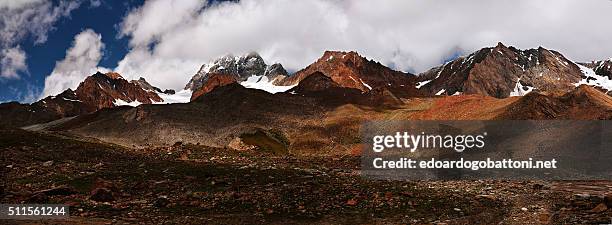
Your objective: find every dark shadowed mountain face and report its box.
[184,52,288,91]
[288,71,342,93]
[46,78,418,153]
[50,83,332,151]
[263,63,289,79]
[0,89,92,128]
[594,60,612,79]
[275,51,424,98]
[417,43,585,98]
[288,71,404,107]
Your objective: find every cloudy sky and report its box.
[1,0,612,102]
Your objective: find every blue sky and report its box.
[0,0,143,103]
[2,0,611,103]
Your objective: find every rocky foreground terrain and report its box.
[1,129,611,224]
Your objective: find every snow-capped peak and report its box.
[185,52,289,94]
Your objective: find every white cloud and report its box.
[119,0,206,47]
[0,0,81,79]
[89,0,102,8]
[0,46,27,78]
[115,47,201,90]
[0,0,80,46]
[0,0,43,10]
[40,29,108,99]
[116,0,612,91]
[19,84,40,104]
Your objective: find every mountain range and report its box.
[1,43,611,153]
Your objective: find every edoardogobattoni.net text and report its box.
[372,158,558,171]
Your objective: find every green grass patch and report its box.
[240,129,289,155]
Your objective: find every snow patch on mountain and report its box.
[114,99,143,107]
[62,97,82,102]
[416,80,431,89]
[241,75,295,94]
[359,78,372,90]
[155,90,193,104]
[575,64,612,92]
[510,78,534,96]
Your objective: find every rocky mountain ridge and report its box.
[75,72,163,109]
[131,77,176,95]
[416,42,589,98]
[274,51,423,98]
[0,72,171,127]
[2,47,612,129]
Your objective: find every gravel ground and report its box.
[1,129,610,224]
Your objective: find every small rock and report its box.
[64,201,81,207]
[538,211,551,224]
[42,161,54,167]
[400,191,414,197]
[384,192,393,199]
[346,199,358,206]
[591,203,608,213]
[476,194,495,200]
[39,185,77,196]
[6,165,13,168]
[521,207,528,212]
[532,183,544,190]
[154,196,170,208]
[453,208,461,212]
[604,193,612,208]
[90,188,114,202]
[27,193,48,203]
[574,193,590,199]
[92,178,118,192]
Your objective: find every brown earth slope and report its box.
[45,82,612,156]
